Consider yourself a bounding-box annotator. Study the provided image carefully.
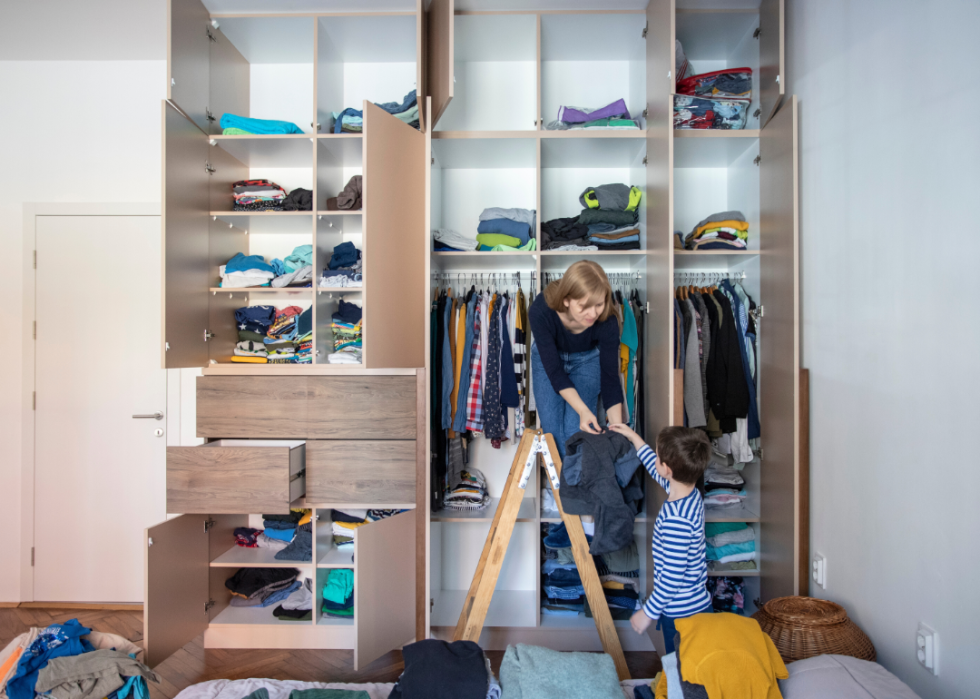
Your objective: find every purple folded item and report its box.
[557,99,631,124]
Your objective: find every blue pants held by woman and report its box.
[530,343,601,459]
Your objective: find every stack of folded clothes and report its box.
[275,509,313,562]
[333,89,419,133]
[269,244,314,288]
[545,98,640,131]
[234,304,276,363]
[706,575,746,614]
[321,569,354,619]
[443,470,490,511]
[588,540,642,620]
[703,460,748,509]
[293,307,313,364]
[232,178,287,212]
[577,183,642,250]
[264,306,302,363]
[433,228,478,252]
[220,113,304,135]
[541,216,593,251]
[262,511,302,543]
[475,207,536,251]
[325,175,362,211]
[677,67,752,102]
[328,299,363,364]
[674,92,750,129]
[705,522,756,571]
[320,241,363,287]
[225,567,301,608]
[540,523,589,616]
[684,210,749,250]
[221,252,275,288]
[331,509,368,553]
[273,577,314,621]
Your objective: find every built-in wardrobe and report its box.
[423,0,802,654]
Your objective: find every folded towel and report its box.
[220,113,304,135]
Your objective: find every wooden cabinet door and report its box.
[163,101,211,369]
[354,510,417,670]
[759,0,786,127]
[144,514,209,667]
[362,105,426,369]
[209,27,250,136]
[168,0,212,133]
[759,95,800,602]
[426,0,454,128]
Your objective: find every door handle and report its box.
[133,412,164,421]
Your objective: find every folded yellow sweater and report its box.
[230,356,267,364]
[695,219,749,237]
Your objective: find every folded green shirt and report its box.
[476,233,522,248]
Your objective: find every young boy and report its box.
[609,423,713,655]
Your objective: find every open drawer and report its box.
[167,440,306,514]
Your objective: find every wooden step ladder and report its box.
[452,429,631,681]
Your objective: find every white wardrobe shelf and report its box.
[431,251,538,272]
[210,287,313,295]
[316,210,362,216]
[210,212,315,234]
[540,251,644,272]
[317,545,355,568]
[431,497,537,523]
[541,136,646,168]
[211,545,313,568]
[212,135,316,167]
[672,251,758,271]
[674,130,760,168]
[210,604,309,626]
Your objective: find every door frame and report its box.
[20,202,161,602]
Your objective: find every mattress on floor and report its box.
[171,676,654,699]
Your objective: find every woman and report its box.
[529,260,623,457]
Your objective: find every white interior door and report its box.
[35,214,166,602]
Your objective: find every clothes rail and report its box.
[673,271,746,285]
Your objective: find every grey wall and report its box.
[787,1,980,697]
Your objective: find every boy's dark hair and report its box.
[656,426,711,485]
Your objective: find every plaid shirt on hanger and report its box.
[464,299,484,432]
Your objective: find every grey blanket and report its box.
[36,650,158,699]
[499,644,623,699]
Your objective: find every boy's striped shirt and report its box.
[638,445,711,620]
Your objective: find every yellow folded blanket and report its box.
[230,356,267,363]
[695,219,749,237]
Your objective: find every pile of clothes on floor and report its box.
[231,179,312,213]
[545,98,641,131]
[225,567,313,621]
[706,575,746,614]
[702,460,747,509]
[234,509,314,562]
[541,184,642,251]
[233,305,313,364]
[333,90,419,133]
[540,522,642,621]
[433,207,537,252]
[220,245,314,289]
[0,620,158,699]
[442,469,491,511]
[321,569,353,620]
[329,508,406,555]
[221,113,304,135]
[320,241,363,288]
[648,613,787,699]
[679,210,749,251]
[705,522,756,572]
[325,175,362,211]
[673,65,753,130]
[327,299,362,364]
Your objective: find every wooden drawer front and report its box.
[306,440,416,504]
[167,445,302,514]
[306,377,416,439]
[197,376,308,438]
[196,376,416,439]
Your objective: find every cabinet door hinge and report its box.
[753,155,761,166]
[206,108,216,123]
[204,329,215,341]
[165,342,170,352]
[33,250,37,269]
[642,22,648,39]
[750,305,764,321]
[642,107,649,119]
[206,27,217,43]
[753,108,761,119]
[642,156,648,166]
[753,27,761,39]
[755,448,764,461]
[31,547,35,566]
[205,162,216,175]
[204,518,216,533]
[205,599,216,614]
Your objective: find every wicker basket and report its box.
[752,596,876,663]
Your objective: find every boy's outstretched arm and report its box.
[609,424,670,493]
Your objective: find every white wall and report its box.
[787,1,980,697]
[0,60,167,601]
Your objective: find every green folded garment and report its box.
[476,233,522,248]
[239,330,267,342]
[705,522,749,537]
[321,606,353,617]
[290,688,370,699]
[492,239,537,252]
[576,208,638,227]
[223,127,255,135]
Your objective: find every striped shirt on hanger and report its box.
[638,445,711,620]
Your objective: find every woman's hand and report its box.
[578,409,602,434]
[631,609,653,635]
[609,423,646,450]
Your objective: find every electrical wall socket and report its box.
[811,554,826,589]
[916,623,939,675]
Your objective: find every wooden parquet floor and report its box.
[0,608,662,699]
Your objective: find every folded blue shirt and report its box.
[590,234,639,244]
[226,252,275,275]
[477,218,531,244]
[220,113,303,135]
[263,526,296,542]
[706,539,756,560]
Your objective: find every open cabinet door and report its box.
[759,96,800,601]
[168,0,211,133]
[209,26,250,137]
[162,101,210,369]
[362,104,426,368]
[354,510,416,670]
[144,515,209,667]
[644,0,675,650]
[426,0,454,128]
[759,0,785,127]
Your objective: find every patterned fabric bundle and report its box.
[232,179,286,211]
[706,575,746,614]
[442,470,490,511]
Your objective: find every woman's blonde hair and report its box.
[543,260,615,323]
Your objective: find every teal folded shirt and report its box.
[219,113,303,134]
[706,539,756,560]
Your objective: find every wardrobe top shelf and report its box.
[209,287,312,294]
[674,129,760,139]
[201,365,419,377]
[432,497,537,523]
[432,130,647,140]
